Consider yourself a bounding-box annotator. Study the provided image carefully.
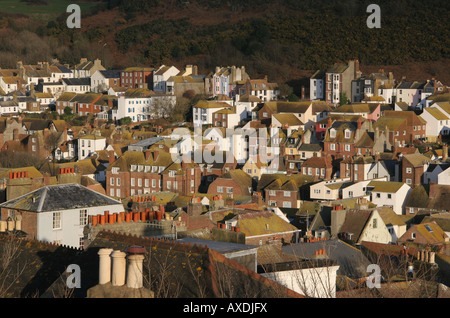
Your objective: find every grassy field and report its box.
[0,0,100,21]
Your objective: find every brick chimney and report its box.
[443,144,448,162]
[187,196,203,216]
[108,150,116,165]
[43,173,51,186]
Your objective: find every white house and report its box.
[378,84,396,105]
[115,88,176,122]
[310,178,352,201]
[78,134,107,159]
[0,183,125,249]
[420,106,450,141]
[377,207,407,244]
[62,78,91,93]
[91,70,121,93]
[0,101,19,115]
[367,180,412,215]
[234,95,262,121]
[192,100,232,127]
[261,261,340,298]
[310,70,325,100]
[437,167,450,185]
[0,76,19,94]
[153,65,180,93]
[423,164,450,184]
[366,161,392,181]
[341,177,388,200]
[202,127,254,164]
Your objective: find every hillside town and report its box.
[0,57,449,299]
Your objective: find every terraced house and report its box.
[263,174,315,208]
[106,149,202,198]
[323,118,368,159]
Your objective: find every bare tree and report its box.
[143,244,183,298]
[0,233,27,298]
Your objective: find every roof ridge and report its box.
[37,186,48,213]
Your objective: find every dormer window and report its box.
[112,167,119,174]
[344,129,351,139]
[330,129,336,138]
[130,165,136,172]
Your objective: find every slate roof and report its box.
[339,209,373,243]
[62,78,91,86]
[298,143,322,152]
[99,70,121,79]
[0,183,122,212]
[282,239,371,279]
[327,63,349,74]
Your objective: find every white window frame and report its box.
[53,212,61,230]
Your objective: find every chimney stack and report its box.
[126,246,146,289]
[111,250,127,286]
[98,248,114,285]
[443,144,448,162]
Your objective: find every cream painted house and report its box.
[367,180,412,215]
[310,178,352,201]
[339,209,392,245]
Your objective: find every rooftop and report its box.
[0,183,122,212]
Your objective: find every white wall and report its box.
[370,184,411,215]
[36,204,124,248]
[261,265,340,298]
[78,137,106,159]
[438,168,450,185]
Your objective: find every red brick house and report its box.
[106,149,172,198]
[398,221,449,247]
[263,174,315,208]
[300,154,333,181]
[373,111,427,148]
[401,153,431,187]
[207,169,252,197]
[323,118,367,160]
[120,67,154,89]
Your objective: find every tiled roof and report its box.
[273,113,304,126]
[424,107,449,120]
[0,183,122,212]
[411,222,449,244]
[376,207,406,226]
[235,211,298,237]
[355,132,375,148]
[193,100,230,109]
[333,103,379,114]
[368,180,405,193]
[339,209,372,242]
[124,88,155,98]
[326,63,348,74]
[373,117,406,131]
[403,153,431,167]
